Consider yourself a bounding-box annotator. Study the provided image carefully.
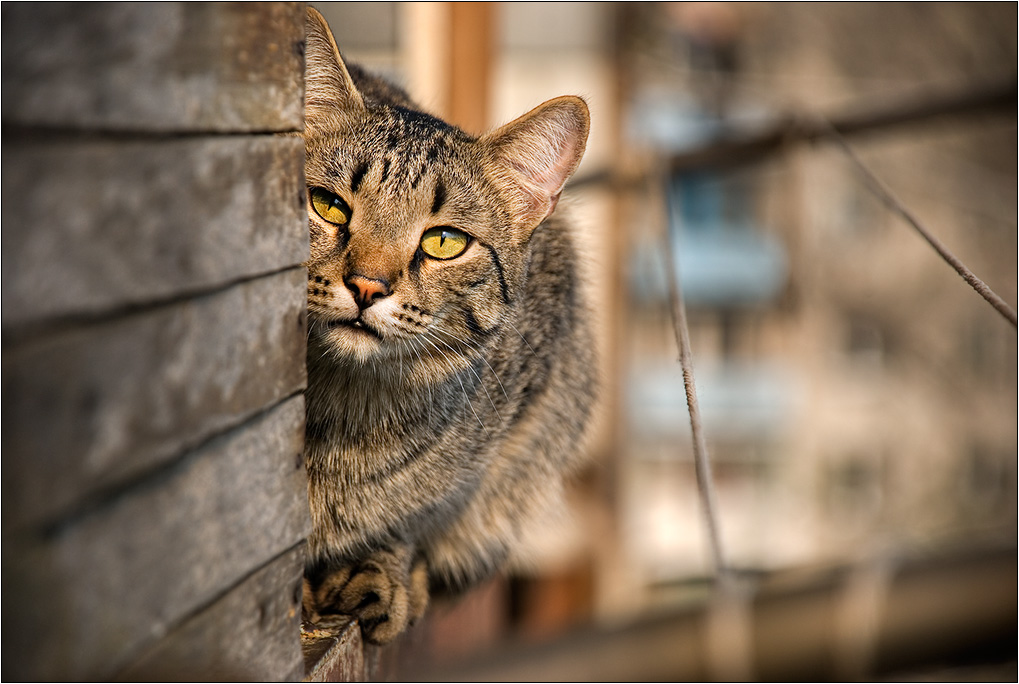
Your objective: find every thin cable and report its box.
[821,125,1018,329]
[659,176,729,577]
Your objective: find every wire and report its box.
[659,175,729,578]
[822,124,1018,329]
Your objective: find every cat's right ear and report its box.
[480,96,590,235]
[304,6,366,135]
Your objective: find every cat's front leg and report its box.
[305,545,429,644]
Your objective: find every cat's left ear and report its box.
[480,96,590,234]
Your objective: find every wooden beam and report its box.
[569,78,1017,190]
[5,397,311,681]
[2,136,306,330]
[667,78,1018,174]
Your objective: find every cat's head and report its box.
[302,7,589,375]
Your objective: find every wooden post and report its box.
[400,2,493,133]
[401,3,452,119]
[448,2,494,134]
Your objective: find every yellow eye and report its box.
[310,187,351,226]
[420,227,470,260]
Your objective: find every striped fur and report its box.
[301,7,597,643]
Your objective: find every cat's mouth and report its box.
[327,317,383,340]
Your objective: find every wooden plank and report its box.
[1,135,307,328]
[300,578,509,682]
[2,396,311,682]
[2,269,307,532]
[1,3,305,133]
[302,619,367,682]
[116,544,308,682]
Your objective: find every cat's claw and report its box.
[306,550,429,644]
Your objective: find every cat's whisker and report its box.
[451,347,503,422]
[506,320,540,360]
[430,327,512,403]
[414,329,466,376]
[417,330,473,382]
[429,327,511,409]
[407,343,438,425]
[417,332,490,435]
[422,330,492,404]
[396,343,406,391]
[415,328,491,426]
[405,343,434,425]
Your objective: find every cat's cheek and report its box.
[362,304,442,365]
[465,295,505,336]
[308,275,360,321]
[361,300,402,333]
[321,295,359,322]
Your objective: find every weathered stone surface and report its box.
[2,269,308,531]
[116,544,308,682]
[1,135,307,328]
[1,3,305,132]
[3,396,311,682]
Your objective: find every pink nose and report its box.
[344,274,391,309]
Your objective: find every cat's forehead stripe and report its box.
[410,166,424,190]
[431,179,446,215]
[350,160,370,193]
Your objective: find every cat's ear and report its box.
[304,6,365,134]
[481,96,590,233]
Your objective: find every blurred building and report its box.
[619,2,1017,602]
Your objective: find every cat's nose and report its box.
[345,274,391,310]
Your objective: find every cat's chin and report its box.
[328,318,382,340]
[316,321,386,364]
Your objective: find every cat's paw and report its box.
[307,549,429,644]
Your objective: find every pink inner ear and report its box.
[510,122,583,198]
[500,153,566,224]
[485,96,589,227]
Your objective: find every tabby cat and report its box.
[301,7,597,644]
